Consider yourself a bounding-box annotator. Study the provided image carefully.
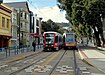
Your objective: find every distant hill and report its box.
[56,23,72,27]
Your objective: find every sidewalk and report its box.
[0,47,43,65]
[79,46,105,73]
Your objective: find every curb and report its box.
[82,59,94,67]
[4,51,42,64]
[5,53,36,64]
[78,49,105,74]
[96,47,105,51]
[78,49,94,66]
[83,59,105,74]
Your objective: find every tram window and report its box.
[55,36,58,43]
[63,36,65,42]
[45,37,54,44]
[45,34,54,37]
[59,37,62,42]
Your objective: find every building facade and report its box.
[6,2,30,46]
[10,7,18,47]
[30,14,42,44]
[0,3,12,48]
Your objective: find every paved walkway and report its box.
[0,47,43,65]
[79,46,105,73]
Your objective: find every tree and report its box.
[57,0,105,47]
[41,19,61,33]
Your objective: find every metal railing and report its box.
[0,44,43,59]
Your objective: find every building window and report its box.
[13,14,17,23]
[36,19,39,26]
[2,17,5,27]
[20,23,22,28]
[6,19,9,28]
[25,13,27,19]
[36,28,39,34]
[20,12,23,17]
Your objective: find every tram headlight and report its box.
[51,45,53,46]
[46,45,48,47]
[66,44,69,46]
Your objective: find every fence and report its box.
[0,44,43,59]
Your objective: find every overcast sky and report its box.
[4,0,69,23]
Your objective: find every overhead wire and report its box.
[26,0,50,20]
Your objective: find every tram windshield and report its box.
[45,34,54,44]
[66,34,74,43]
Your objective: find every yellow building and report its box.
[0,3,12,48]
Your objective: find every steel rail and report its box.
[9,52,55,75]
[48,50,67,75]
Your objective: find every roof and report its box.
[5,2,29,12]
[63,32,75,36]
[0,3,12,13]
[43,31,62,36]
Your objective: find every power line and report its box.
[27,0,49,20]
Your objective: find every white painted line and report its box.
[34,68,41,71]
[62,65,68,68]
[45,65,52,69]
[82,71,90,74]
[79,67,87,71]
[66,66,72,69]
[56,69,61,72]
[11,67,18,71]
[67,69,74,72]
[43,68,51,71]
[59,70,67,73]
[25,67,33,73]
[38,70,46,73]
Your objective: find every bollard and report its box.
[9,47,10,56]
[5,47,8,57]
[14,46,17,55]
[76,67,80,75]
[17,46,19,54]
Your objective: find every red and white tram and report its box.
[43,31,63,51]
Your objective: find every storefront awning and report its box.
[29,33,41,37]
[0,35,12,38]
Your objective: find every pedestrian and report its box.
[32,40,36,52]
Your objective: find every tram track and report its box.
[9,51,55,75]
[0,49,78,75]
[7,50,65,75]
[15,50,70,75]
[48,50,67,75]
[0,51,54,75]
[50,50,75,75]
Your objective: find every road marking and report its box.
[40,51,60,66]
[79,67,87,71]
[82,71,90,74]
[11,67,18,71]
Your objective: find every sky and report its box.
[4,0,69,23]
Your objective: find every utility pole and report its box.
[18,8,21,48]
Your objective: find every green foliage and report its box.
[57,0,105,37]
[41,19,62,34]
